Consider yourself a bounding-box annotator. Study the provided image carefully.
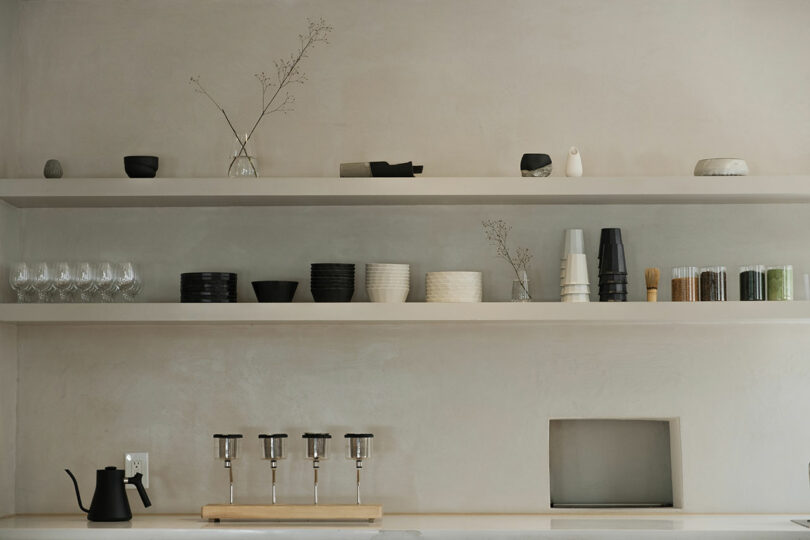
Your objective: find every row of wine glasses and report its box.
[9,262,142,303]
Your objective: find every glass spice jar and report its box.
[671,266,699,302]
[739,265,766,301]
[699,266,727,301]
[767,265,793,301]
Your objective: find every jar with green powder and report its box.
[767,265,793,301]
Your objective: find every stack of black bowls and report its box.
[181,272,237,302]
[598,228,627,302]
[310,263,355,302]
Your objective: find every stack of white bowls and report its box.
[366,263,410,302]
[562,253,590,302]
[561,229,589,302]
[426,271,482,302]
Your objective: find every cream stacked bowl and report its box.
[426,271,483,302]
[365,263,410,302]
[562,253,591,302]
[561,228,585,300]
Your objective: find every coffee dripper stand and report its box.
[258,433,287,504]
[345,434,373,504]
[303,433,331,504]
[202,431,381,523]
[213,434,242,504]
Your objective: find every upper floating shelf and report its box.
[1,302,809,325]
[0,176,808,208]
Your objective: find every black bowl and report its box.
[252,281,298,303]
[310,276,355,285]
[124,156,159,178]
[309,263,354,272]
[182,272,236,278]
[311,288,354,302]
[181,283,236,290]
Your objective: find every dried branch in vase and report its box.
[190,18,332,176]
[482,219,533,300]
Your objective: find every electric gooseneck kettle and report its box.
[65,466,151,522]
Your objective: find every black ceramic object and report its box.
[181,272,237,302]
[252,281,298,303]
[520,154,552,177]
[124,156,159,178]
[339,162,423,178]
[44,159,63,178]
[311,288,354,302]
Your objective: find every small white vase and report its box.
[565,146,583,177]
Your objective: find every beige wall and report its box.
[0,0,20,177]
[0,323,17,518]
[14,323,810,513]
[9,0,810,178]
[4,0,810,515]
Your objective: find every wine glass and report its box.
[31,262,53,303]
[75,262,96,302]
[9,263,32,303]
[115,262,141,302]
[52,262,75,303]
[95,262,117,303]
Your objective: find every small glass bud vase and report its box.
[228,134,259,178]
[511,271,531,302]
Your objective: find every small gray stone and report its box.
[43,159,63,178]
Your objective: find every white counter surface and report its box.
[1,514,810,539]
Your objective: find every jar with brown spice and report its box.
[700,266,727,301]
[671,266,699,302]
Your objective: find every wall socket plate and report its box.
[124,452,149,489]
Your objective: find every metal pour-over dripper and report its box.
[303,433,331,504]
[213,434,242,504]
[259,433,287,504]
[345,434,373,504]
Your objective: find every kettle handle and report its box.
[64,469,89,513]
[127,473,152,508]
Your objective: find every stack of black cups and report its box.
[598,228,627,302]
[310,263,355,302]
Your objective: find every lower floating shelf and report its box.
[201,504,383,522]
[0,301,809,325]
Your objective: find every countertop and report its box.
[1,514,810,539]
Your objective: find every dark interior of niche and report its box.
[549,419,674,508]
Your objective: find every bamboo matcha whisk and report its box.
[645,267,660,302]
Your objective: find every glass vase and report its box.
[511,271,531,302]
[228,134,259,178]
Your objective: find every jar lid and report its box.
[259,433,288,438]
[303,433,332,439]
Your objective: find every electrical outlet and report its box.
[124,452,149,489]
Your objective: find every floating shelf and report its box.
[0,176,809,208]
[1,302,808,325]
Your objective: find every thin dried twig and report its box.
[482,219,533,299]
[191,18,332,175]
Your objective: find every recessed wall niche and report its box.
[549,418,683,508]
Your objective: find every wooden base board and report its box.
[201,504,383,522]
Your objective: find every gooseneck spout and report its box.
[64,469,89,513]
